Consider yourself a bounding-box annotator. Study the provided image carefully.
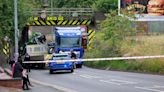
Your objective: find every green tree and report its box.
[52,0,95,8]
[92,0,118,12]
[52,0,117,12]
[0,0,40,49]
[85,11,136,58]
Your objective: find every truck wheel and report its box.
[76,64,82,68]
[79,64,82,68]
[49,70,53,74]
[39,64,45,69]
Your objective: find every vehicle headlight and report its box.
[65,62,73,65]
[49,62,56,66]
[68,62,73,65]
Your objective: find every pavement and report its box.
[0,86,22,92]
[0,66,63,92]
[0,83,62,92]
[0,82,62,92]
[0,66,12,79]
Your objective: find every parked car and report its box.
[48,53,74,74]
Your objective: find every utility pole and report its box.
[14,0,19,62]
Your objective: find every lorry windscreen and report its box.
[57,37,81,48]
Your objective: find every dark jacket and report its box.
[71,52,77,59]
[13,62,23,78]
[9,59,15,67]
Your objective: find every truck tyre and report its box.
[39,63,45,69]
[76,64,82,68]
[79,64,82,68]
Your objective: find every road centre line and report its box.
[99,79,137,85]
[153,85,164,88]
[79,75,91,78]
[79,74,101,79]
[135,86,164,92]
[100,80,121,85]
[110,79,138,84]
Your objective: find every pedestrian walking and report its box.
[22,69,32,90]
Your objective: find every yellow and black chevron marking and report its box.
[3,43,10,56]
[72,20,78,25]
[27,17,93,26]
[87,30,96,49]
[49,20,56,25]
[88,30,96,41]
[62,20,68,25]
[57,20,63,25]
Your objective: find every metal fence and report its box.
[26,8,94,17]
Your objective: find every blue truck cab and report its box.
[55,27,84,68]
[49,53,74,74]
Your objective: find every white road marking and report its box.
[100,80,121,85]
[153,85,164,88]
[110,79,137,84]
[30,78,77,92]
[135,86,164,92]
[79,75,91,78]
[99,79,137,85]
[79,74,101,79]
[72,73,76,75]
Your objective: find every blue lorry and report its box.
[55,27,87,68]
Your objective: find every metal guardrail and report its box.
[26,8,94,17]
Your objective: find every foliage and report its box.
[52,0,117,12]
[85,11,136,58]
[84,59,164,74]
[0,0,40,50]
[0,0,14,46]
[84,11,164,74]
[52,0,95,8]
[92,0,118,12]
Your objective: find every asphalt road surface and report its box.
[29,66,164,92]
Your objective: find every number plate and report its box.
[56,61,64,64]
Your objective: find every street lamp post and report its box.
[14,0,19,62]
